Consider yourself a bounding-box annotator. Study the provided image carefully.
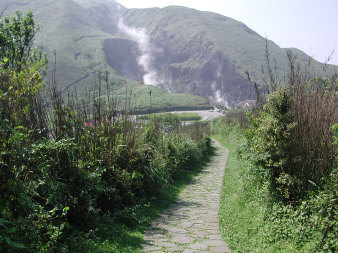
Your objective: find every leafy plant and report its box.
[0,10,46,72]
[0,10,211,251]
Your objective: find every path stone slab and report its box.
[171,235,195,244]
[142,140,231,252]
[210,246,232,252]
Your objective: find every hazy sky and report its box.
[116,0,338,65]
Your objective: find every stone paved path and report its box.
[142,140,231,253]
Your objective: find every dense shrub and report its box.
[214,49,337,251]
[213,119,337,252]
[246,77,337,202]
[245,89,299,201]
[0,11,210,251]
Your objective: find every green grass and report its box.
[139,112,202,121]
[71,146,215,252]
[213,130,268,252]
[111,83,211,112]
[213,127,313,252]
[174,112,202,121]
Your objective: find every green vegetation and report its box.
[3,0,336,107]
[1,1,211,111]
[212,123,267,252]
[73,139,214,252]
[112,84,211,113]
[213,117,337,252]
[1,6,337,253]
[213,54,337,252]
[0,11,211,252]
[1,0,120,94]
[174,112,203,121]
[138,112,202,122]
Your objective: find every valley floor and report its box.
[142,140,231,252]
[170,110,224,121]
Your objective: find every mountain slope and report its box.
[2,0,113,94]
[1,0,210,111]
[1,0,336,107]
[120,6,336,105]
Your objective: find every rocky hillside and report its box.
[2,0,336,107]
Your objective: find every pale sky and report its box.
[116,0,338,65]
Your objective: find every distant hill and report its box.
[2,0,336,107]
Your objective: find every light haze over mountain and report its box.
[2,0,336,107]
[117,0,338,66]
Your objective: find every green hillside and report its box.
[122,6,336,97]
[1,0,110,92]
[1,0,211,110]
[1,0,336,107]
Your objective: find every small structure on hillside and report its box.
[236,100,257,108]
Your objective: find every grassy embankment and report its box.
[1,73,212,252]
[212,108,336,252]
[212,38,337,252]
[212,120,268,252]
[138,112,202,122]
[111,83,211,113]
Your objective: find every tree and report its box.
[0,11,49,250]
[0,10,47,133]
[0,10,46,72]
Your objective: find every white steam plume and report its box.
[118,18,159,86]
[214,90,229,107]
[211,81,229,107]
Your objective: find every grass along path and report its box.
[74,142,214,252]
[142,140,231,252]
[213,130,268,252]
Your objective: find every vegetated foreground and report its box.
[211,50,337,251]
[142,140,231,252]
[0,11,212,252]
[1,9,337,253]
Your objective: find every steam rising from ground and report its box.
[117,18,229,104]
[214,90,228,107]
[211,81,229,107]
[118,18,160,86]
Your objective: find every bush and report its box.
[245,89,299,201]
[215,49,337,251]
[246,77,337,202]
[213,118,337,252]
[0,11,211,251]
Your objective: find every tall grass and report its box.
[246,49,337,201]
[213,113,337,252]
[290,78,337,188]
[0,58,211,251]
[215,49,337,252]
